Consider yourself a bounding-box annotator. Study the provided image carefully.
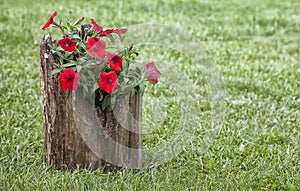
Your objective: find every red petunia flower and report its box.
[113,28,128,41]
[145,62,161,84]
[58,37,77,52]
[42,11,58,30]
[100,29,115,42]
[98,71,118,93]
[87,37,106,58]
[113,28,127,35]
[59,68,81,91]
[107,53,122,71]
[91,18,103,32]
[100,28,128,42]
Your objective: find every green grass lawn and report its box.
[1,0,300,190]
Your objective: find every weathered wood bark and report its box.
[40,34,142,171]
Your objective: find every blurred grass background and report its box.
[0,0,299,190]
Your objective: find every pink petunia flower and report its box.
[145,62,161,84]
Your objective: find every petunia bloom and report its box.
[107,53,122,71]
[113,28,128,41]
[91,18,103,32]
[58,37,77,52]
[42,11,58,30]
[100,29,115,42]
[98,71,118,93]
[145,62,161,84]
[59,68,81,91]
[87,37,106,58]
[100,28,128,42]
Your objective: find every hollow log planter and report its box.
[40,34,142,171]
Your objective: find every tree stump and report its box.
[39,34,142,171]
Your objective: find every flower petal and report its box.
[98,71,118,93]
[91,18,103,32]
[59,68,81,91]
[42,11,57,30]
[113,28,128,41]
[100,29,115,43]
[58,37,77,52]
[107,53,122,71]
[87,37,106,58]
[145,62,161,84]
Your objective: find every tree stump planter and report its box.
[40,34,142,171]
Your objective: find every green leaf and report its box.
[122,60,129,72]
[139,83,145,95]
[66,21,72,28]
[92,82,99,92]
[110,96,116,109]
[61,25,67,31]
[96,62,106,73]
[83,84,89,97]
[62,62,76,68]
[51,49,57,54]
[77,57,87,63]
[76,65,83,73]
[87,70,96,79]
[54,63,60,68]
[65,51,73,58]
[131,88,136,96]
[70,34,82,41]
[51,68,62,76]
[122,76,129,84]
[101,95,111,110]
[73,17,85,26]
[78,42,86,50]
[49,44,58,51]
[54,51,64,59]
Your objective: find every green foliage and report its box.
[45,15,152,109]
